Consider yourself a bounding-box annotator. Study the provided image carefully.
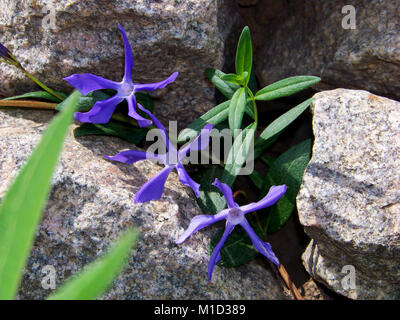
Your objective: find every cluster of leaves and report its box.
[178,27,319,267]
[0,92,139,300]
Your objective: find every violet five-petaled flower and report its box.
[64,24,178,127]
[0,42,11,59]
[176,178,287,281]
[105,105,213,203]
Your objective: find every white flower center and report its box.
[227,207,244,225]
[119,82,134,96]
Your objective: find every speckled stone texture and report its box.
[0,107,287,299]
[0,0,241,127]
[297,89,400,299]
[241,0,400,100]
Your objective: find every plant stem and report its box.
[277,264,304,300]
[21,69,65,102]
[0,100,57,109]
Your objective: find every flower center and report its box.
[227,207,244,225]
[119,82,134,96]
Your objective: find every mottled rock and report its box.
[0,0,242,127]
[300,278,331,301]
[297,89,400,299]
[243,0,400,100]
[0,107,286,299]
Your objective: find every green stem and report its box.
[21,69,64,102]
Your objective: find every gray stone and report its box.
[297,89,400,299]
[0,0,242,127]
[0,107,287,299]
[250,0,400,100]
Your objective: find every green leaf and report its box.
[210,226,259,268]
[205,68,240,100]
[193,166,227,214]
[56,90,110,112]
[47,229,139,300]
[3,90,67,103]
[228,88,247,137]
[249,170,264,190]
[235,26,252,85]
[0,91,80,300]
[255,76,320,101]
[135,92,154,113]
[263,139,311,233]
[254,98,313,158]
[74,121,147,145]
[220,73,243,86]
[222,122,257,187]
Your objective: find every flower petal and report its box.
[176,209,229,244]
[175,162,200,197]
[118,24,134,82]
[134,165,173,203]
[74,95,123,123]
[212,178,237,209]
[127,97,152,127]
[64,74,120,96]
[240,185,287,214]
[178,123,213,161]
[208,222,235,281]
[240,218,280,267]
[134,72,178,92]
[104,150,160,165]
[137,103,175,153]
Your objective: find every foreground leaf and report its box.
[263,139,311,233]
[0,91,80,300]
[48,229,139,300]
[255,76,320,101]
[56,90,110,112]
[235,26,252,85]
[254,98,312,158]
[228,87,247,137]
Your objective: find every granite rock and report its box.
[0,107,287,299]
[241,0,400,100]
[297,89,400,299]
[0,0,242,127]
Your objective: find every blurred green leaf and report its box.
[3,90,67,103]
[235,26,252,85]
[228,87,247,137]
[56,90,110,112]
[222,122,256,187]
[254,98,312,158]
[205,68,240,99]
[255,76,320,101]
[47,229,139,300]
[249,170,264,190]
[0,91,80,300]
[263,139,311,233]
[74,121,147,145]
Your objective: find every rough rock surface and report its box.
[240,0,400,100]
[297,89,400,299]
[0,107,287,299]
[0,0,242,127]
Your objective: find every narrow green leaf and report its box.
[205,68,240,99]
[249,170,264,190]
[222,122,257,187]
[255,76,320,101]
[235,26,252,85]
[3,90,67,103]
[0,91,80,300]
[220,73,242,86]
[56,90,110,112]
[47,229,139,300]
[264,139,311,233]
[74,121,147,145]
[254,98,312,158]
[228,88,247,137]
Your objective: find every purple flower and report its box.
[177,178,287,281]
[64,24,178,127]
[0,42,11,60]
[105,104,213,203]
